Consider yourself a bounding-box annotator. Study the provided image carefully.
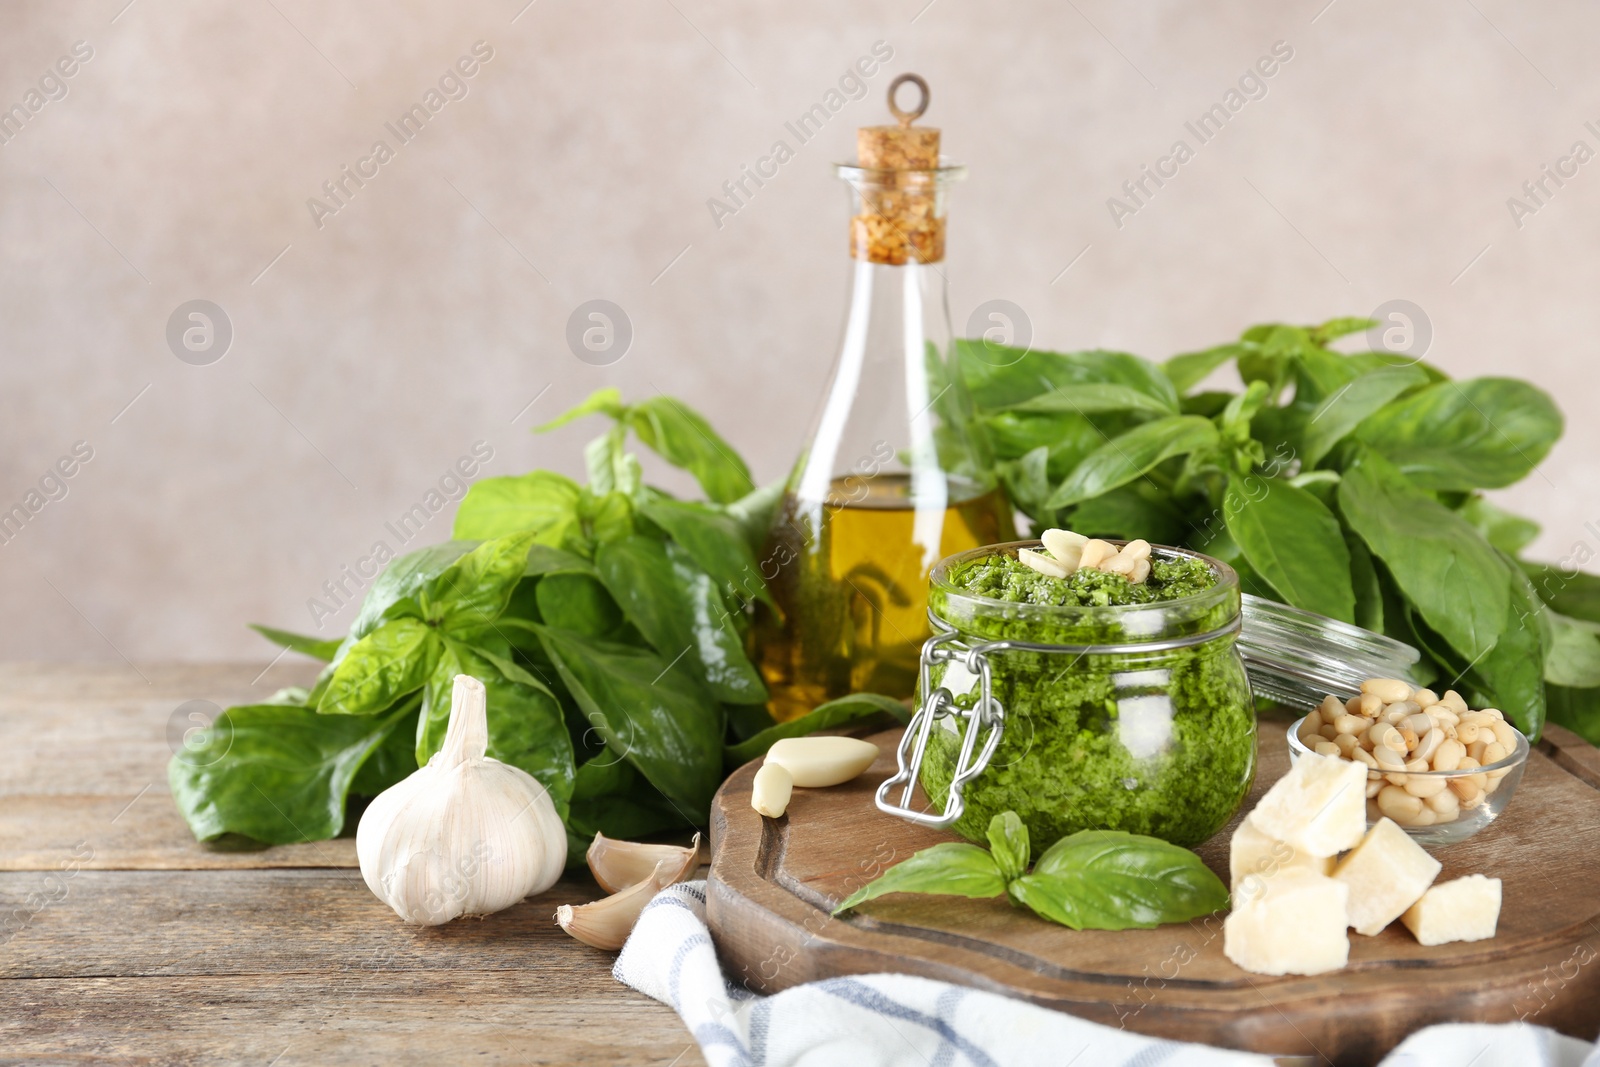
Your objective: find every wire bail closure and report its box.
[874,629,1006,828]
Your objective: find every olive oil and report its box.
[757,473,1013,721]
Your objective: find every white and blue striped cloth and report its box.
[614,881,1600,1067]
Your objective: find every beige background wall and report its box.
[2,0,1597,663]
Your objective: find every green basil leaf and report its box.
[1009,830,1228,931]
[1179,390,1237,418]
[415,640,575,815]
[350,701,420,796]
[319,618,440,716]
[1339,451,1509,662]
[1236,324,1306,396]
[565,756,695,840]
[534,573,626,638]
[582,422,641,499]
[452,471,582,543]
[525,544,598,578]
[1218,380,1269,443]
[995,445,1051,516]
[640,497,772,608]
[1546,613,1600,688]
[1346,530,1384,633]
[1162,343,1242,394]
[1292,346,1357,405]
[1309,316,1378,344]
[725,693,909,766]
[595,535,767,704]
[986,811,1029,883]
[1005,382,1176,418]
[961,344,1174,411]
[536,625,724,817]
[722,481,784,555]
[1046,415,1220,509]
[1067,483,1186,546]
[983,410,1102,466]
[1224,474,1355,623]
[1548,684,1600,746]
[1459,497,1541,556]
[534,386,626,433]
[1300,365,1429,468]
[421,530,537,635]
[626,396,755,504]
[169,698,413,844]
[263,686,311,707]
[249,624,343,663]
[581,489,635,545]
[832,842,1005,914]
[1521,562,1600,623]
[348,541,476,642]
[1463,560,1548,739]
[1355,378,1563,490]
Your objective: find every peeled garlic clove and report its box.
[1017,548,1070,579]
[356,675,566,925]
[557,852,697,950]
[587,831,701,896]
[1039,529,1088,572]
[764,736,879,787]
[751,762,793,818]
[1130,558,1151,584]
[1078,538,1115,570]
[1101,551,1137,576]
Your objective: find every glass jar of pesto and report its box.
[875,540,1255,850]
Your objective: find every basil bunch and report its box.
[170,390,907,856]
[834,812,1228,931]
[962,318,1597,743]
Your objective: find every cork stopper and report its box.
[850,74,946,265]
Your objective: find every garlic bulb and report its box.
[356,674,565,925]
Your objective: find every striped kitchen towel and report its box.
[613,881,1599,1067]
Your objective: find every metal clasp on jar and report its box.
[875,629,1006,828]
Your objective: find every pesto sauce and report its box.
[920,552,1256,850]
[954,555,1218,608]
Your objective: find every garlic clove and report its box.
[751,762,793,818]
[1017,548,1070,579]
[557,850,698,950]
[1078,538,1115,570]
[586,831,702,896]
[764,736,879,787]
[1039,529,1088,572]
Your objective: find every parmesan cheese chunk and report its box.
[1250,752,1368,857]
[1223,871,1350,976]
[1401,875,1502,946]
[1228,814,1334,897]
[1332,818,1441,936]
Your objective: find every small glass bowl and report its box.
[1286,715,1529,846]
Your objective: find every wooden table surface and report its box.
[0,663,706,1066]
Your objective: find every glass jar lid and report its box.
[1238,594,1421,710]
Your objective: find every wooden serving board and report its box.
[707,719,1600,1065]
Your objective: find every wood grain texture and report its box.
[0,662,703,1066]
[0,973,702,1066]
[707,721,1600,1065]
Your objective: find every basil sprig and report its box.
[171,390,904,858]
[833,812,1229,932]
[962,317,1593,743]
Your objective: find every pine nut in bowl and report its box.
[1285,680,1530,846]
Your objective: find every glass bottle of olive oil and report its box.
[756,76,1013,721]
